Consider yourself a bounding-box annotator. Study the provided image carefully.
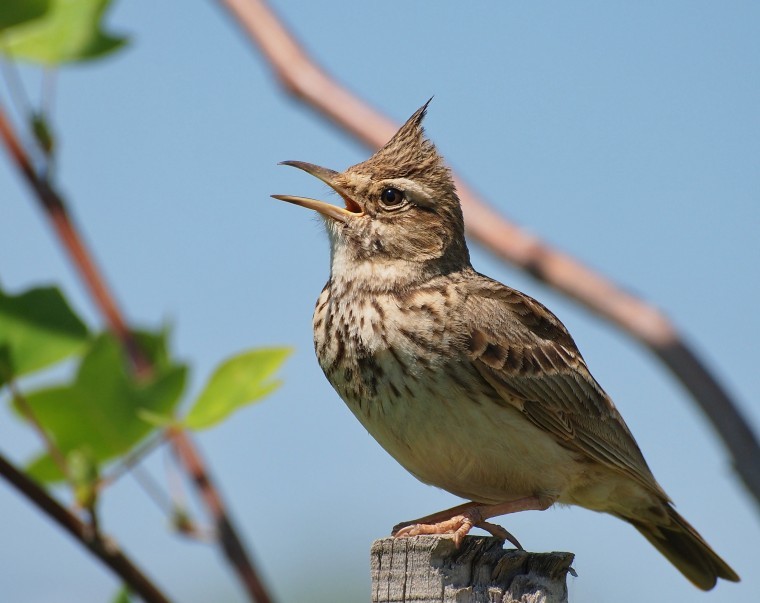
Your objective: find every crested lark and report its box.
[272,101,739,590]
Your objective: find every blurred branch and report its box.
[216,0,760,505]
[0,101,275,601]
[0,452,172,603]
[0,100,149,376]
[168,427,273,603]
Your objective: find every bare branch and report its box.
[216,0,760,505]
[0,452,172,603]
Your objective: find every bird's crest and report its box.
[347,99,453,194]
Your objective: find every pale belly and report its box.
[347,357,585,503]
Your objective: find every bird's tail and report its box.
[621,505,739,590]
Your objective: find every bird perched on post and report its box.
[272,100,739,590]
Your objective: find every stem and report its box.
[8,380,71,481]
[101,436,176,516]
[0,452,172,603]
[101,434,166,490]
[0,57,33,127]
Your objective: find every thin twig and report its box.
[131,467,175,517]
[168,427,273,603]
[100,435,176,515]
[0,99,150,377]
[41,68,57,120]
[0,451,172,603]
[0,99,275,600]
[0,57,34,130]
[7,380,71,481]
[162,441,208,540]
[100,434,166,490]
[216,0,760,505]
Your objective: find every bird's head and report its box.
[273,100,470,286]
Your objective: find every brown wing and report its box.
[463,274,667,499]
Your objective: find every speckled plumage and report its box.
[273,101,738,590]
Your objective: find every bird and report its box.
[271,100,739,590]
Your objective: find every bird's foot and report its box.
[392,495,553,549]
[393,512,523,549]
[394,512,478,548]
[393,513,523,550]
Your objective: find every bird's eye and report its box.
[380,187,404,207]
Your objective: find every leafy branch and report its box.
[1,2,287,602]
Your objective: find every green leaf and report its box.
[0,0,128,65]
[68,448,98,509]
[0,285,89,377]
[184,348,290,431]
[132,326,173,371]
[21,331,187,482]
[170,505,194,536]
[111,586,134,603]
[136,408,175,428]
[0,344,14,388]
[31,111,55,157]
[0,0,50,32]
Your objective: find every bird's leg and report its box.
[392,502,523,548]
[393,495,554,548]
[392,501,480,534]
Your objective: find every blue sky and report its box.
[1,2,758,601]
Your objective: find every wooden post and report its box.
[371,536,575,603]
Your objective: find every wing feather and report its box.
[463,275,667,499]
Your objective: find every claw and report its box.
[478,521,524,549]
[394,513,476,546]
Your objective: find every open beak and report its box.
[272,160,363,223]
